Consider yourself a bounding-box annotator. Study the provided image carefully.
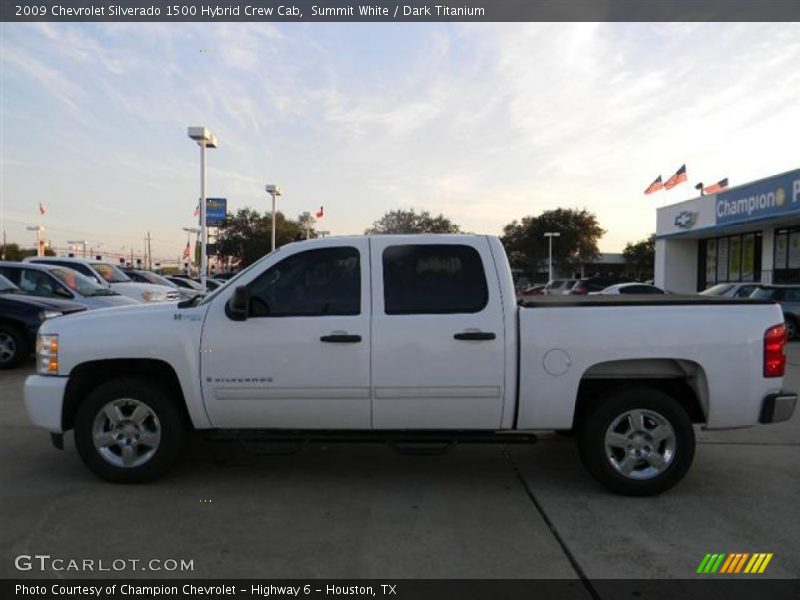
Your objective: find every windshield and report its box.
[93,263,131,283]
[174,277,202,290]
[0,274,20,293]
[700,284,733,296]
[136,271,174,287]
[199,249,282,306]
[750,288,778,300]
[49,267,111,296]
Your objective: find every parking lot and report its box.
[1,350,798,583]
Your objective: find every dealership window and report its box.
[773,227,800,283]
[699,232,761,290]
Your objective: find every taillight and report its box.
[764,323,787,378]
[572,283,588,295]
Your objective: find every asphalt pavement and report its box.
[1,348,798,583]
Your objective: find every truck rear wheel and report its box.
[74,377,186,483]
[0,324,26,369]
[577,387,695,496]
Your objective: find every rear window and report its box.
[382,244,488,315]
[751,288,778,300]
[700,284,733,296]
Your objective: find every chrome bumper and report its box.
[760,392,797,423]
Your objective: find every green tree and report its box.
[0,243,53,260]
[217,208,312,268]
[365,208,461,234]
[623,234,656,280]
[501,208,606,279]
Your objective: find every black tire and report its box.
[0,323,26,369]
[577,387,695,496]
[74,377,186,483]
[784,315,797,341]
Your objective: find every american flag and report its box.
[38,202,47,215]
[182,241,190,260]
[644,176,663,195]
[664,164,688,190]
[703,178,729,195]
[315,206,324,219]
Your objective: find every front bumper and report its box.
[760,392,798,424]
[24,375,68,433]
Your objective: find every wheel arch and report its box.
[63,359,192,432]
[575,358,708,426]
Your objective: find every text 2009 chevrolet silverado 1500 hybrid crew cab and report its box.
[24,235,797,495]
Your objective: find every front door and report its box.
[200,239,371,429]
[370,238,506,429]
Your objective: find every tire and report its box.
[784,315,797,341]
[74,377,187,483]
[577,387,695,496]
[0,323,26,369]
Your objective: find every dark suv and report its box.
[568,276,634,295]
[750,285,800,340]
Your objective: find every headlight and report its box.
[141,291,166,302]
[36,334,59,375]
[39,310,63,321]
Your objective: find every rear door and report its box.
[370,237,505,429]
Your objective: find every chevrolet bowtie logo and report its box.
[675,211,697,229]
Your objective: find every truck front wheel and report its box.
[74,377,186,483]
[577,387,695,496]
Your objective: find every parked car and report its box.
[204,279,224,291]
[700,282,763,299]
[544,279,577,295]
[592,283,667,295]
[0,262,140,310]
[25,235,796,495]
[166,276,204,293]
[568,276,634,295]
[517,284,546,302]
[750,285,800,339]
[0,274,86,368]
[122,269,198,301]
[24,257,179,303]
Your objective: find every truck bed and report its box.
[519,295,773,307]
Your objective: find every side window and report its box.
[0,267,20,285]
[734,286,755,298]
[19,270,59,297]
[382,244,489,315]
[247,247,360,317]
[783,289,800,302]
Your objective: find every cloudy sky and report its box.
[1,22,799,262]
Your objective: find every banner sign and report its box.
[715,169,800,226]
[205,198,227,226]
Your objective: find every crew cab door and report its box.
[370,237,505,429]
[200,239,371,429]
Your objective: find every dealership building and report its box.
[655,168,800,293]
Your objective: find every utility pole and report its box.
[145,232,153,270]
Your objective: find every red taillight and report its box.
[572,284,588,295]
[764,323,787,378]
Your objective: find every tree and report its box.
[623,234,656,280]
[365,208,461,234]
[500,208,606,279]
[217,208,312,268]
[0,243,53,260]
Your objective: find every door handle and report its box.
[454,332,496,341]
[320,334,362,343]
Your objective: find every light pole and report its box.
[182,227,200,275]
[27,226,45,257]
[265,184,282,251]
[67,240,88,259]
[187,126,218,293]
[544,232,561,284]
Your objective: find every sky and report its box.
[1,22,799,263]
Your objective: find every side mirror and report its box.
[226,286,250,321]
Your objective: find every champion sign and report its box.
[715,170,800,225]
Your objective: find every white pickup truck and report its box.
[24,235,797,495]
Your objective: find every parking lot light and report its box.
[187,126,218,293]
[265,184,282,252]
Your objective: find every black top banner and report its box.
[2,0,800,22]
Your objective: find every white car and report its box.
[592,283,667,295]
[24,235,796,495]
[700,282,763,299]
[24,257,179,303]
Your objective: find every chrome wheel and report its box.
[92,398,161,468]
[604,409,676,480]
[0,332,16,363]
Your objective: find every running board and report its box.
[203,429,539,446]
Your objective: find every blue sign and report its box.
[205,198,227,226]
[715,169,800,226]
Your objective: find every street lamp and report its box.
[187,126,218,293]
[544,232,561,284]
[265,184,282,251]
[27,226,45,257]
[182,227,200,275]
[67,240,88,259]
